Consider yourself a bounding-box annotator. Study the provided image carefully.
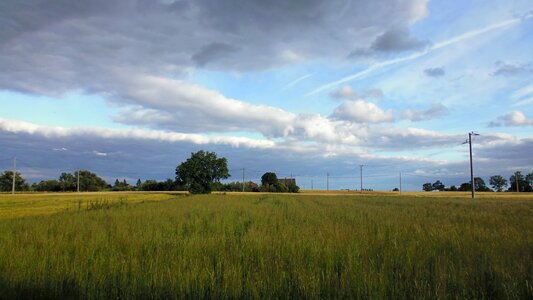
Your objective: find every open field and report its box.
[0,192,532,298]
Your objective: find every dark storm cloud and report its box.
[0,0,428,93]
[424,67,445,77]
[192,42,239,67]
[348,26,429,58]
[371,27,429,52]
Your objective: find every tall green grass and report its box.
[0,194,532,298]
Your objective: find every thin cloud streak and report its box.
[307,14,532,96]
[281,73,314,91]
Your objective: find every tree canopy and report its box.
[261,172,278,186]
[0,171,29,192]
[509,172,533,192]
[175,150,229,194]
[490,175,507,192]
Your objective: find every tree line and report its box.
[422,172,533,192]
[1,150,300,194]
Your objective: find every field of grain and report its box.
[0,192,532,298]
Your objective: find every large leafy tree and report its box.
[489,175,507,192]
[474,177,491,192]
[458,177,491,192]
[261,172,278,186]
[175,151,229,194]
[509,171,532,192]
[0,171,29,192]
[32,180,61,192]
[422,182,432,191]
[59,172,77,192]
[432,180,445,191]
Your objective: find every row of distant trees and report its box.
[0,151,300,194]
[422,172,533,192]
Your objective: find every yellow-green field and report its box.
[0,192,532,298]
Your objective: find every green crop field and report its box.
[0,192,532,299]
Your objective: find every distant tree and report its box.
[77,170,108,192]
[258,172,297,193]
[276,182,289,193]
[457,177,489,192]
[246,181,260,192]
[0,171,29,192]
[261,172,278,186]
[509,171,532,192]
[136,178,142,189]
[458,182,471,191]
[422,182,433,191]
[221,181,260,192]
[286,181,300,193]
[490,175,507,192]
[112,178,133,191]
[158,178,181,191]
[59,172,77,192]
[32,180,61,192]
[175,150,229,194]
[474,177,491,192]
[527,173,533,191]
[449,185,458,191]
[140,180,159,191]
[392,188,399,192]
[432,180,445,191]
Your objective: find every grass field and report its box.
[0,192,532,298]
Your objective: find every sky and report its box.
[0,0,532,191]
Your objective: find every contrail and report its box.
[281,73,314,91]
[307,14,532,96]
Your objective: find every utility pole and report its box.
[359,165,364,193]
[77,169,80,193]
[242,168,245,192]
[11,156,16,195]
[326,172,329,192]
[464,132,479,199]
[514,172,520,193]
[399,172,402,195]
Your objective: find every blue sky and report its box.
[0,0,531,191]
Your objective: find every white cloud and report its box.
[330,86,356,99]
[512,84,533,106]
[489,111,533,127]
[513,84,533,99]
[401,103,449,121]
[0,118,277,149]
[112,74,296,136]
[331,100,394,123]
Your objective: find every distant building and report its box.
[279,178,296,186]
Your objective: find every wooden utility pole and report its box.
[514,172,520,193]
[11,156,16,195]
[464,132,479,199]
[359,165,364,193]
[399,172,402,195]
